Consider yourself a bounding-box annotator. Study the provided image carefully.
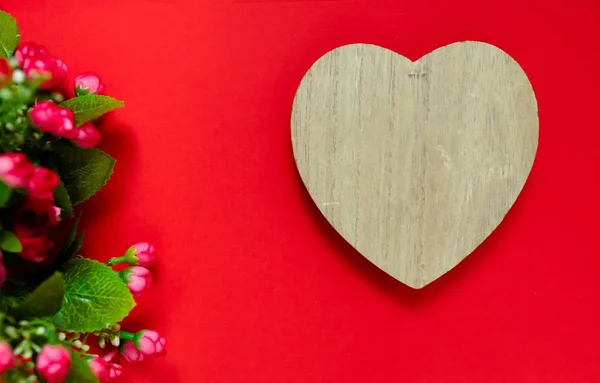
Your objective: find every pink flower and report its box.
[120,341,145,363]
[26,167,59,200]
[36,345,71,383]
[15,42,48,67]
[0,153,35,188]
[16,43,68,90]
[15,42,67,90]
[108,362,122,379]
[29,101,78,139]
[0,341,15,376]
[121,266,152,295]
[0,252,6,287]
[13,197,59,263]
[133,330,166,355]
[128,242,157,267]
[88,352,122,382]
[75,122,101,148]
[0,58,12,88]
[74,72,104,96]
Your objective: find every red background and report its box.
[3,0,600,381]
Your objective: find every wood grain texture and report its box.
[291,42,538,289]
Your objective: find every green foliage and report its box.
[60,94,124,126]
[1,368,29,383]
[11,272,65,319]
[0,10,19,58]
[52,259,135,332]
[0,181,12,208]
[49,141,115,204]
[0,230,22,253]
[54,181,74,218]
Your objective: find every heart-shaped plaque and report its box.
[291,42,538,289]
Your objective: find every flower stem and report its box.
[107,256,126,266]
[119,331,134,341]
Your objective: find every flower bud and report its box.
[75,122,101,148]
[36,345,71,383]
[0,153,35,188]
[133,330,166,355]
[74,72,104,96]
[127,242,157,267]
[15,42,49,67]
[26,167,59,200]
[0,341,15,376]
[121,266,152,296]
[120,341,144,363]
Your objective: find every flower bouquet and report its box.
[0,10,165,383]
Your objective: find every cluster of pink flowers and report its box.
[15,42,67,90]
[0,153,60,269]
[0,241,165,382]
[29,101,101,149]
[11,42,105,149]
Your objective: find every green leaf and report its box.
[52,259,135,332]
[0,181,12,208]
[64,351,100,383]
[65,214,81,246]
[11,272,65,319]
[53,181,73,218]
[0,10,19,58]
[58,233,83,265]
[0,230,22,253]
[60,94,124,126]
[53,214,82,270]
[49,141,115,204]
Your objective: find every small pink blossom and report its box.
[89,352,122,382]
[123,267,152,294]
[0,58,11,88]
[120,341,145,363]
[128,242,157,267]
[0,341,15,375]
[74,72,104,96]
[26,167,60,200]
[134,330,166,355]
[121,266,152,295]
[0,153,35,188]
[29,101,59,128]
[75,122,101,148]
[15,42,48,67]
[36,345,71,383]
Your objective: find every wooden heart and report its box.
[291,42,538,289]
